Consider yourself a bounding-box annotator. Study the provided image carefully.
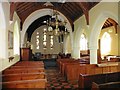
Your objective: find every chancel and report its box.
[0,0,120,89]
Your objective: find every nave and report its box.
[0,1,120,90]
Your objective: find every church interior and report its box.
[0,0,120,89]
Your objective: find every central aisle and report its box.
[45,68,79,89]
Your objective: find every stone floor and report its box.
[45,68,79,90]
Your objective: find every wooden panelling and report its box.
[21,48,32,61]
[14,2,99,23]
[58,59,119,81]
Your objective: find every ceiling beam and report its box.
[77,2,89,25]
[17,4,34,14]
[65,3,80,19]
[16,3,32,13]
[108,18,118,34]
[10,2,16,21]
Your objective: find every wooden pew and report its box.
[57,58,89,76]
[9,65,44,69]
[60,60,79,76]
[3,68,44,75]
[64,62,119,81]
[1,61,47,89]
[79,72,120,90]
[1,79,47,88]
[14,63,44,66]
[14,61,44,66]
[92,81,120,90]
[65,63,80,81]
[57,58,74,71]
[2,72,46,82]
[65,64,95,81]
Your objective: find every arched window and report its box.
[36,32,40,50]
[14,21,20,55]
[50,35,53,49]
[43,28,47,49]
[80,34,88,50]
[101,32,111,55]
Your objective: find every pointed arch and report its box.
[89,11,118,64]
[21,9,72,47]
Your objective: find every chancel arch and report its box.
[21,9,73,50]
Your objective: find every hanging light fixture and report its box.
[46,10,68,36]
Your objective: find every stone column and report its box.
[90,47,98,64]
[72,46,80,59]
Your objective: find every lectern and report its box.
[21,48,32,61]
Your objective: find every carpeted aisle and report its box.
[46,68,79,90]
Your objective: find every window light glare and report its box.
[43,21,47,23]
[44,28,47,31]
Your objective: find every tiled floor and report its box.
[46,68,79,90]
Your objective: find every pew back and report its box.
[79,72,120,89]
[1,79,47,88]
[2,72,46,82]
[92,81,120,90]
[3,68,44,75]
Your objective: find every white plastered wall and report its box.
[74,2,118,64]
[0,2,20,72]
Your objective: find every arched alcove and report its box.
[89,11,118,64]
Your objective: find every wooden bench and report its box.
[1,61,47,89]
[60,60,79,76]
[79,72,120,90]
[2,68,44,75]
[64,63,119,81]
[1,79,47,88]
[14,61,44,66]
[57,58,74,71]
[92,81,120,90]
[14,63,44,66]
[9,65,44,69]
[57,58,88,76]
[64,64,96,81]
[2,72,46,82]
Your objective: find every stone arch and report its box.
[89,11,118,64]
[73,25,83,58]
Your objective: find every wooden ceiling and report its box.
[102,18,118,34]
[102,18,118,29]
[10,2,99,25]
[10,1,100,41]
